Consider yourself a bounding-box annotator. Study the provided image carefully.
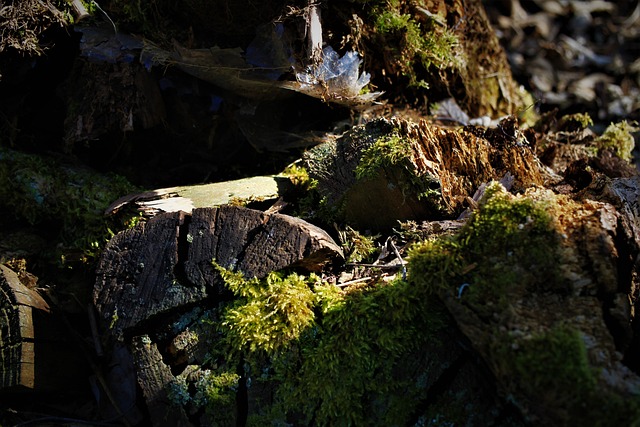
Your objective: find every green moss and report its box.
[337,226,379,263]
[355,132,442,204]
[496,325,640,426]
[409,183,559,317]
[167,366,239,425]
[214,262,318,356]
[281,163,316,191]
[355,134,412,180]
[373,7,462,88]
[558,112,594,131]
[0,147,138,265]
[212,261,448,425]
[595,120,639,161]
[509,326,596,407]
[197,370,240,422]
[273,279,446,426]
[407,183,640,426]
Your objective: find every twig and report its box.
[336,276,373,287]
[345,262,403,268]
[387,237,407,280]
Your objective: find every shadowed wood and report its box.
[0,265,48,390]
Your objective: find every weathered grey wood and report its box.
[0,264,49,390]
[93,211,207,339]
[94,206,342,338]
[104,175,291,215]
[132,335,193,427]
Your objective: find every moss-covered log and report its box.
[304,116,549,229]
[409,182,640,426]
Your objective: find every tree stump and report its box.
[94,205,342,340]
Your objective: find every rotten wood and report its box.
[305,116,551,229]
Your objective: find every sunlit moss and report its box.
[337,225,379,263]
[214,262,318,356]
[212,261,448,425]
[281,163,316,191]
[595,120,639,161]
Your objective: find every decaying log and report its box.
[305,116,552,229]
[420,182,640,425]
[93,205,342,339]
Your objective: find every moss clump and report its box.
[212,262,448,426]
[355,133,413,180]
[214,262,318,356]
[409,182,560,316]
[594,120,639,161]
[337,225,379,263]
[558,112,594,131]
[167,366,240,425]
[0,147,138,264]
[373,6,462,89]
[281,163,316,191]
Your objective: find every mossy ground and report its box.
[0,147,138,266]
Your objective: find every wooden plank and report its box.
[0,265,49,390]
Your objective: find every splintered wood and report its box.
[305,117,549,229]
